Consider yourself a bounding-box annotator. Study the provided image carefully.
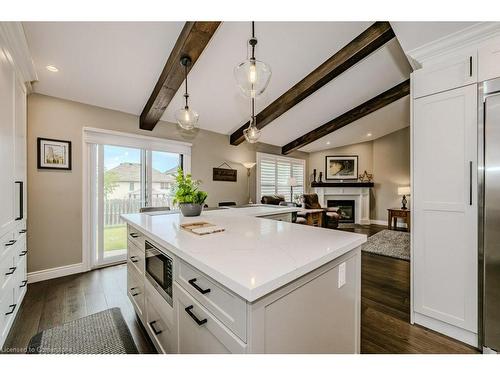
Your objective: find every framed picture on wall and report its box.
[37,138,72,170]
[325,155,358,180]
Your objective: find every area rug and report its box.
[361,229,410,261]
[27,307,138,354]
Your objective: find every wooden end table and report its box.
[387,208,410,231]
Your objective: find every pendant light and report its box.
[243,97,261,143]
[175,56,199,130]
[234,22,272,98]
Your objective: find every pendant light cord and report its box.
[250,21,256,60]
[184,62,189,109]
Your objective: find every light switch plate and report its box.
[338,262,346,288]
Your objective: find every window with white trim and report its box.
[256,152,306,202]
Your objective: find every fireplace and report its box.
[328,200,355,224]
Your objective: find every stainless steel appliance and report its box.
[145,240,173,307]
[480,77,500,352]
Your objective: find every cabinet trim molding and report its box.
[408,22,500,67]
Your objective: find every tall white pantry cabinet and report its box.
[0,23,34,350]
[411,27,500,347]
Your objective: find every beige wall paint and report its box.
[308,127,410,221]
[371,127,410,221]
[27,94,307,273]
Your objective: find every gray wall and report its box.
[308,127,410,222]
[27,93,307,273]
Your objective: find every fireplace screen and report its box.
[328,200,355,223]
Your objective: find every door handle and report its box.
[20,280,28,288]
[149,320,163,335]
[5,267,17,275]
[185,305,207,326]
[469,161,473,206]
[5,304,16,316]
[188,278,211,295]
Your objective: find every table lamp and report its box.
[398,186,411,210]
[287,176,298,202]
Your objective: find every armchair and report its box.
[300,193,340,229]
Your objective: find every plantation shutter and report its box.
[256,152,306,202]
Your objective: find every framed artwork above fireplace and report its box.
[325,155,358,180]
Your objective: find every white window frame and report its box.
[256,152,306,203]
[82,127,192,270]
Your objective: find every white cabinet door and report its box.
[0,48,15,232]
[14,80,26,221]
[413,49,477,99]
[413,84,478,335]
[478,36,500,82]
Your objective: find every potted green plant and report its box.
[172,168,208,217]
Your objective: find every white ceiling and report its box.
[21,21,439,153]
[23,22,184,115]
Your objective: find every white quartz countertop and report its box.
[122,206,366,302]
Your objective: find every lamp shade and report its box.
[287,177,298,187]
[398,186,411,196]
[242,162,256,169]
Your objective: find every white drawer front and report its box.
[176,259,247,341]
[127,240,145,275]
[127,261,145,317]
[127,225,145,250]
[0,231,16,260]
[175,283,246,354]
[145,280,177,354]
[0,246,16,291]
[0,279,15,345]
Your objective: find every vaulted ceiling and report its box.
[22,21,479,153]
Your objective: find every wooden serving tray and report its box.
[180,222,225,236]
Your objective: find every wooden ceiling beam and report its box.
[139,21,220,131]
[229,21,395,145]
[281,79,410,154]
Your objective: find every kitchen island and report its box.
[122,205,366,354]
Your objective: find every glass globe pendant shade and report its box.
[175,106,199,130]
[243,117,261,143]
[234,58,272,98]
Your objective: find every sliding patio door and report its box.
[86,129,189,269]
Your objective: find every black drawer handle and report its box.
[130,256,139,263]
[5,240,16,247]
[129,233,140,238]
[5,267,17,275]
[149,320,163,335]
[130,287,140,296]
[5,304,16,315]
[19,229,27,234]
[19,250,28,256]
[20,280,27,288]
[185,305,207,326]
[188,278,211,295]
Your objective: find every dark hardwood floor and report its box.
[3,224,479,354]
[2,264,156,354]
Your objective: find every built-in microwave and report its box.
[145,240,173,307]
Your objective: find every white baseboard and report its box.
[28,262,86,284]
[414,312,478,347]
[370,219,408,229]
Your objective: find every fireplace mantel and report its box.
[312,186,371,225]
[311,181,374,188]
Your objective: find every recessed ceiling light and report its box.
[366,133,372,137]
[326,141,331,145]
[46,65,59,72]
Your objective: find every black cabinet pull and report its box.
[15,181,23,221]
[149,320,163,335]
[469,161,473,206]
[5,267,17,275]
[5,240,16,247]
[130,287,140,296]
[130,256,139,263]
[20,280,27,288]
[19,229,27,234]
[469,56,473,77]
[5,304,16,316]
[19,250,28,257]
[185,305,207,326]
[188,278,211,295]
[129,233,140,238]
